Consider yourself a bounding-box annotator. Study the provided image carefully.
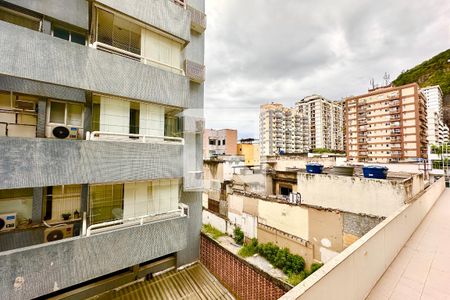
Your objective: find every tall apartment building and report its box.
[259,95,343,156]
[295,95,344,151]
[421,85,449,146]
[345,83,428,163]
[0,0,206,298]
[203,129,237,158]
[260,103,307,156]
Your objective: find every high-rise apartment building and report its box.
[260,103,308,156]
[259,95,343,156]
[0,0,206,298]
[345,83,428,162]
[203,129,237,158]
[421,85,449,146]
[295,95,344,151]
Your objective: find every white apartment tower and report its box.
[259,95,343,156]
[295,95,344,151]
[421,86,449,146]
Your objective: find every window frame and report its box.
[51,24,87,46]
[47,100,84,127]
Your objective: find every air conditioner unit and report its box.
[15,99,36,112]
[45,125,82,139]
[44,224,74,243]
[0,213,17,232]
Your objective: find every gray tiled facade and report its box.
[0,0,205,298]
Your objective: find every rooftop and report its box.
[368,188,450,300]
[103,263,234,300]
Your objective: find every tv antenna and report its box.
[383,72,391,86]
[370,78,376,90]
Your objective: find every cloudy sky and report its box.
[203,0,450,139]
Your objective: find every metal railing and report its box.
[84,204,188,237]
[92,41,185,76]
[86,131,184,144]
[172,0,186,8]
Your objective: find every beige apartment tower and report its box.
[345,83,428,162]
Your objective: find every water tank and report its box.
[362,165,388,179]
[306,163,324,174]
[333,165,355,176]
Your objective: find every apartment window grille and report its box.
[89,184,124,224]
[96,8,141,56]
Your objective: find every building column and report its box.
[31,187,43,224]
[80,184,89,216]
[84,91,92,139]
[36,98,47,138]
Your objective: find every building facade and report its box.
[345,83,428,162]
[420,85,449,147]
[0,0,206,298]
[203,129,238,158]
[259,96,343,156]
[295,95,344,151]
[237,138,261,165]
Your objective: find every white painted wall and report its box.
[202,209,228,233]
[298,173,410,217]
[280,177,445,300]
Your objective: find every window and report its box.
[223,139,226,145]
[43,185,81,222]
[129,102,140,135]
[53,26,86,45]
[0,188,33,221]
[279,185,292,197]
[48,101,83,126]
[0,7,41,31]
[89,184,124,224]
[96,8,141,55]
[209,139,215,145]
[218,140,221,146]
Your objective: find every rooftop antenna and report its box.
[383,72,391,86]
[370,78,376,90]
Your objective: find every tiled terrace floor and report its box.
[367,189,450,300]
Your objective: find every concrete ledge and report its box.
[0,137,183,189]
[0,215,188,299]
[280,177,446,300]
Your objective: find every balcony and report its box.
[185,59,206,83]
[187,5,207,33]
[0,21,191,108]
[0,137,183,189]
[0,213,188,299]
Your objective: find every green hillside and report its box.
[393,49,450,96]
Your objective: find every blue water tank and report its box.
[362,165,388,179]
[306,163,324,174]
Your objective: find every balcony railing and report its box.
[92,42,185,76]
[87,131,184,144]
[85,204,188,236]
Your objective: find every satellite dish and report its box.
[52,126,70,139]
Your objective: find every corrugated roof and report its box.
[112,263,234,300]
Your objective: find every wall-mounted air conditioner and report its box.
[45,125,82,139]
[0,212,16,232]
[44,224,74,243]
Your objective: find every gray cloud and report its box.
[205,0,450,139]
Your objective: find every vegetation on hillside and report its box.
[392,49,450,96]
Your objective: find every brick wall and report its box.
[200,233,290,300]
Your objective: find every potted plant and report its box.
[61,213,71,221]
